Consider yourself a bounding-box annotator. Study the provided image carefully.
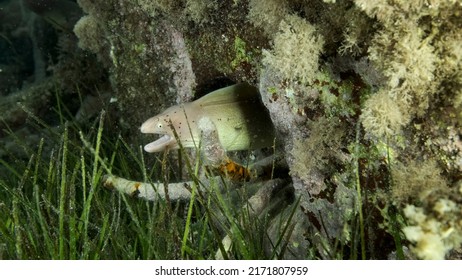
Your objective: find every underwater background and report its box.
[0,0,461,260]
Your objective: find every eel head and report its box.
[140,104,198,153]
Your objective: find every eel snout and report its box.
[140,117,176,153]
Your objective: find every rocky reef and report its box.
[1,0,461,259]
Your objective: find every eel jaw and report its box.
[140,119,177,153]
[143,134,176,153]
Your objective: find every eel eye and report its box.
[158,123,162,128]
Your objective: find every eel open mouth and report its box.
[140,119,176,153]
[143,134,176,153]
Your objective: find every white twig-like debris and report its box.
[103,174,194,202]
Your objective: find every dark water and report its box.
[0,0,81,96]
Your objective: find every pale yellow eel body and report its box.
[141,83,275,153]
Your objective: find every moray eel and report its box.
[141,83,275,153]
